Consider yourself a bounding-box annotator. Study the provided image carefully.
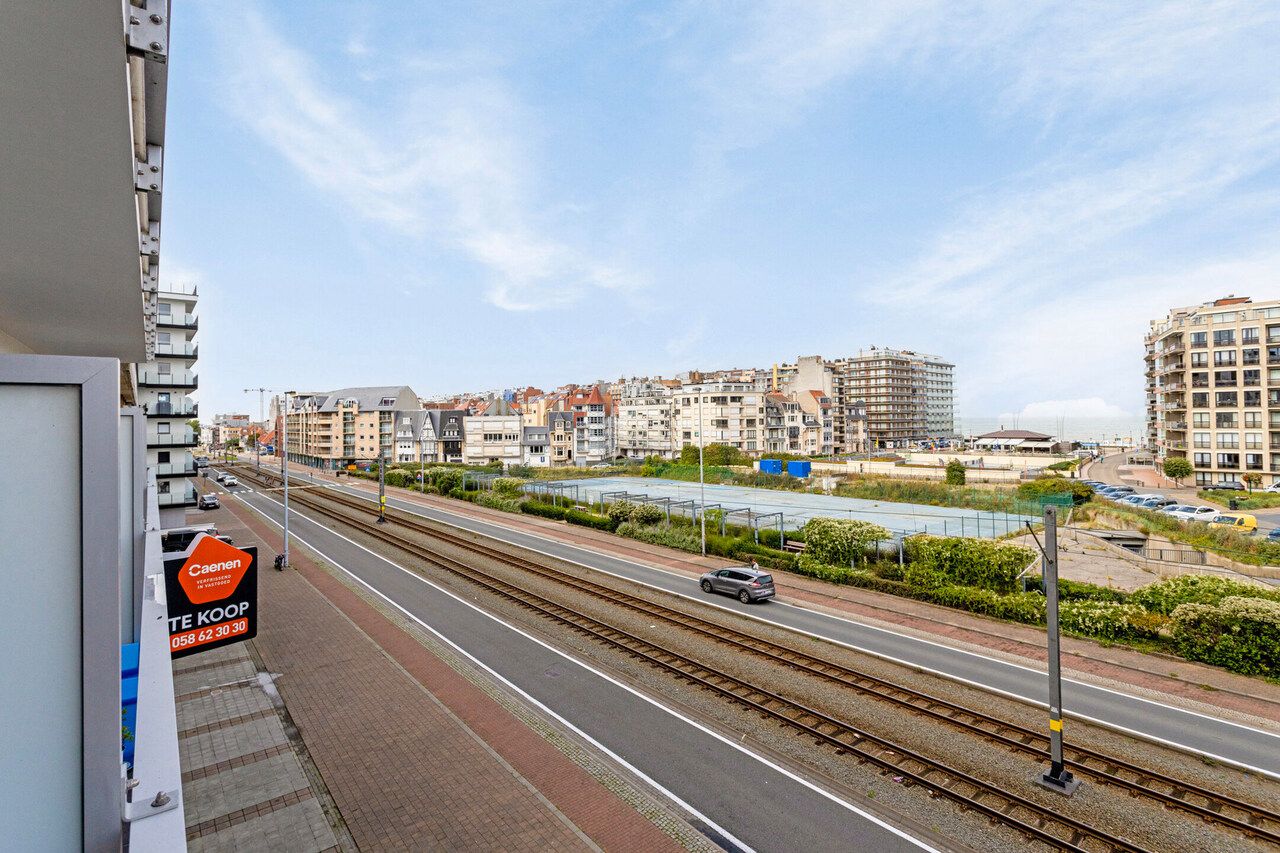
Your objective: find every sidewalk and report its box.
[203,486,696,852]
[283,462,1280,726]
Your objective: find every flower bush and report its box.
[1058,600,1165,642]
[903,536,1036,593]
[1171,596,1280,676]
[606,501,636,524]
[630,503,664,525]
[801,517,890,566]
[492,477,525,497]
[1129,575,1280,615]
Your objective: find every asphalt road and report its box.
[279,472,1280,780]
[230,481,935,853]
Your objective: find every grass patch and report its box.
[1198,489,1280,510]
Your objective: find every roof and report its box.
[311,386,419,413]
[975,429,1053,440]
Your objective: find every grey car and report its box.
[700,565,776,603]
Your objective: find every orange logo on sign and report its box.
[178,536,251,604]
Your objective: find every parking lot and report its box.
[542,476,1038,539]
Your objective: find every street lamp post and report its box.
[243,387,269,476]
[698,390,706,557]
[282,391,295,567]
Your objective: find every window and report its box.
[158,302,171,315]
[1191,351,1208,367]
[1216,391,1238,407]
[1193,432,1210,448]
[1244,369,1261,386]
[1244,327,1260,344]
[157,422,170,434]
[1193,412,1210,427]
[1246,433,1263,449]
[1193,452,1211,467]
[1245,390,1262,408]
[1191,331,1208,347]
[1216,412,1238,428]
[1245,411,1262,428]
[1244,348,1261,365]
[1192,393,1209,408]
[1191,372,1209,387]
[157,361,171,375]
[158,451,170,463]
[1217,433,1239,449]
[1214,370,1236,386]
[1214,329,1236,346]
[1214,350,1237,366]
[1217,453,1240,468]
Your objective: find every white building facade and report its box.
[138,283,199,525]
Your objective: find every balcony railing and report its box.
[144,401,197,418]
[156,312,198,329]
[154,462,196,478]
[138,370,198,389]
[157,484,198,506]
[148,430,199,448]
[153,342,197,358]
[157,281,199,296]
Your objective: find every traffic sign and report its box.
[163,534,257,659]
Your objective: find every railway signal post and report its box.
[1037,505,1080,795]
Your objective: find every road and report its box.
[240,467,1280,780]
[224,476,936,853]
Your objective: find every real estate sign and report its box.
[163,534,258,659]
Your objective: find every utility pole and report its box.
[377,455,387,523]
[698,389,706,556]
[282,391,295,568]
[1037,505,1080,795]
[244,387,268,475]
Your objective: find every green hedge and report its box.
[1025,576,1128,603]
[1171,597,1280,676]
[565,509,617,532]
[616,522,702,552]
[801,517,890,566]
[1058,600,1166,642]
[520,500,568,521]
[1129,574,1280,615]
[903,536,1036,593]
[1016,476,1092,504]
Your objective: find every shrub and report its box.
[802,517,890,566]
[447,487,464,499]
[606,501,636,524]
[945,459,966,485]
[520,500,567,520]
[474,492,522,513]
[1162,456,1193,485]
[506,464,535,478]
[1058,600,1164,642]
[630,503,664,525]
[616,522,702,552]
[679,443,748,466]
[1171,597,1280,676]
[1017,476,1092,504]
[492,477,525,497]
[431,468,463,495]
[904,536,1036,593]
[1129,575,1280,615]
[565,509,617,532]
[1025,577,1129,603]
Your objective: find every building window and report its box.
[1213,350,1237,366]
[1217,453,1240,469]
[1217,412,1238,428]
[1246,433,1263,449]
[1245,390,1262,408]
[1244,327,1260,344]
[157,422,170,434]
[1191,352,1208,367]
[1193,452,1211,467]
[1217,433,1239,449]
[158,302,171,315]
[1245,411,1262,428]
[1192,412,1210,428]
[1213,329,1236,347]
[1215,391,1238,408]
[1193,432,1210,448]
[1191,332,1208,347]
[1214,370,1236,386]
[1192,393,1209,408]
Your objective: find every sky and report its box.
[163,1,1280,424]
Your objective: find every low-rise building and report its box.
[548,411,575,466]
[522,425,551,467]
[463,398,523,467]
[422,409,466,463]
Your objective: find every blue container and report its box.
[122,675,138,766]
[786,461,812,478]
[760,459,784,475]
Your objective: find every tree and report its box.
[1243,472,1263,493]
[945,459,966,485]
[1163,457,1193,486]
[186,418,201,433]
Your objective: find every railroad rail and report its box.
[230,466,1279,849]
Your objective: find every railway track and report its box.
[231,466,1280,850]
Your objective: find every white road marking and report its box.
[239,490,939,852]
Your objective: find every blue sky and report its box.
[164,2,1280,424]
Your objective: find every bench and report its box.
[782,540,807,553]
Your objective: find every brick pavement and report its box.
[211,489,691,852]
[299,466,1280,723]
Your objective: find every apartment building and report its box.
[616,378,679,459]
[837,347,955,449]
[213,412,250,446]
[1146,296,1280,487]
[137,282,200,523]
[463,397,524,467]
[420,409,466,463]
[286,385,420,469]
[675,381,766,455]
[523,425,551,467]
[567,385,615,465]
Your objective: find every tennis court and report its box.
[537,476,1037,539]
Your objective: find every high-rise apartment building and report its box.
[1145,296,1280,487]
[616,378,679,459]
[136,282,199,525]
[674,381,765,455]
[837,347,955,449]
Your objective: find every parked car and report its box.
[1098,486,1132,499]
[1213,481,1246,491]
[223,476,239,487]
[1267,527,1280,541]
[1265,483,1280,494]
[699,565,777,603]
[1210,513,1257,534]
[198,493,220,510]
[1159,504,1191,515]
[1138,496,1176,509]
[1168,505,1223,522]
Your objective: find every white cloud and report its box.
[211,8,639,312]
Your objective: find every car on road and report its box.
[700,565,776,603]
[198,494,220,510]
[195,456,209,468]
[1168,505,1222,522]
[1210,513,1257,534]
[1120,493,1160,506]
[222,476,239,487]
[215,471,229,483]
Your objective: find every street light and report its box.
[243,387,270,476]
[698,389,706,556]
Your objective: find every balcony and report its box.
[154,462,197,478]
[157,281,199,297]
[1161,382,1185,392]
[153,341,197,359]
[157,483,198,507]
[148,430,198,448]
[1164,421,1187,431]
[144,401,197,418]
[1166,440,1188,450]
[156,312,198,330]
[138,369,197,389]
